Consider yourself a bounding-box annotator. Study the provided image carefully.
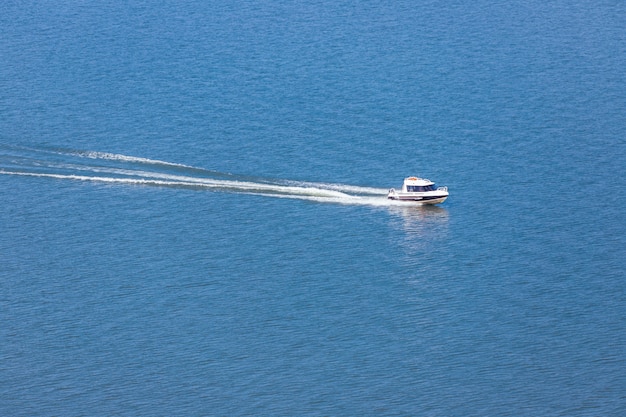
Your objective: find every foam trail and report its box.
[0,145,190,168]
[72,150,386,194]
[76,151,196,169]
[0,170,374,202]
[0,170,196,187]
[22,164,358,199]
[0,147,402,206]
[20,156,377,199]
[281,180,388,196]
[3,169,428,207]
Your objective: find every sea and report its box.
[1,1,625,416]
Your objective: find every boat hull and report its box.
[387,194,448,205]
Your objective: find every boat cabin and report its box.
[402,177,437,193]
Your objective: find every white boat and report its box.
[387,176,449,204]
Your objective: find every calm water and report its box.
[1,1,625,415]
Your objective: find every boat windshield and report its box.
[407,185,437,192]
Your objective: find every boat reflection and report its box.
[386,204,449,253]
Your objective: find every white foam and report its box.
[0,170,191,187]
[1,169,357,197]
[68,150,389,196]
[283,180,387,196]
[0,149,401,207]
[60,165,357,199]
[78,151,194,168]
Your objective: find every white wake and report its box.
[0,148,428,207]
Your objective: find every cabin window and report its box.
[407,185,436,192]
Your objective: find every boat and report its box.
[387,176,449,204]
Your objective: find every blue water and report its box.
[1,1,625,415]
